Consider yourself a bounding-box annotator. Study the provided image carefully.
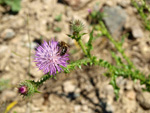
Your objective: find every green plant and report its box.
[18,19,150,100]
[87,3,104,24]
[53,27,62,32]
[0,0,21,12]
[132,0,150,31]
[54,14,62,22]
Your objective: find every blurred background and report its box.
[0,0,150,113]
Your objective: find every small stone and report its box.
[102,84,114,97]
[132,26,144,38]
[0,29,16,40]
[122,96,137,112]
[118,0,130,7]
[32,98,44,107]
[124,81,133,90]
[11,18,25,29]
[134,84,142,92]
[103,6,127,37]
[116,76,127,87]
[139,40,150,61]
[105,0,114,6]
[136,92,150,109]
[126,90,136,100]
[26,42,38,49]
[81,105,88,111]
[63,0,91,10]
[0,45,10,71]
[106,103,114,113]
[1,90,17,101]
[63,81,76,93]
[74,105,81,112]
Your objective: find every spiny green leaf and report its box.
[62,58,91,73]
[110,75,120,100]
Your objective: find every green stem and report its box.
[27,12,31,76]
[93,58,149,88]
[100,21,135,69]
[35,58,92,87]
[78,39,88,56]
[34,74,53,87]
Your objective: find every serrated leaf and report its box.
[110,75,120,100]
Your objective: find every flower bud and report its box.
[100,8,103,13]
[18,85,28,95]
[88,9,92,13]
[71,20,84,34]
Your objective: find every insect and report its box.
[57,41,68,56]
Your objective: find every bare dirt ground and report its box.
[0,0,150,113]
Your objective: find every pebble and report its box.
[81,105,88,111]
[124,81,133,90]
[26,42,38,49]
[103,6,127,37]
[132,25,144,38]
[122,96,137,112]
[1,90,17,101]
[136,92,150,109]
[125,16,144,39]
[106,103,114,113]
[118,0,130,7]
[11,18,25,29]
[139,40,150,61]
[102,84,114,97]
[0,45,10,71]
[105,0,114,6]
[74,105,81,112]
[63,0,91,10]
[63,81,76,93]
[32,97,44,107]
[0,29,16,40]
[116,76,126,87]
[126,90,136,100]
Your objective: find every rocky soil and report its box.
[0,0,150,113]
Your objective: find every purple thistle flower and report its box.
[34,40,69,75]
[88,9,92,13]
[18,86,27,95]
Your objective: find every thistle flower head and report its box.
[71,20,84,33]
[34,40,69,75]
[18,85,27,95]
[88,9,92,13]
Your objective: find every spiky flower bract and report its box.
[71,20,84,33]
[34,40,69,75]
